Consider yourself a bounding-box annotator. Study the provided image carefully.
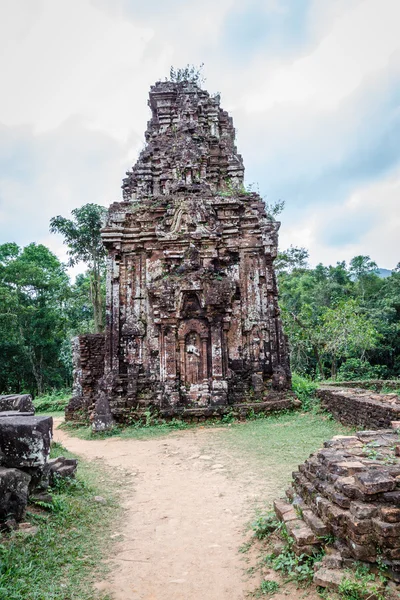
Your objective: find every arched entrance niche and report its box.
[178,319,209,385]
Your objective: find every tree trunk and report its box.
[331,355,337,380]
[313,345,325,379]
[90,264,104,333]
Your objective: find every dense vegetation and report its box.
[277,247,400,380]
[0,204,105,396]
[0,202,398,396]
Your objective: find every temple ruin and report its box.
[68,78,292,425]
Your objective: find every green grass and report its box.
[60,417,192,440]
[33,390,71,414]
[0,442,120,600]
[216,411,353,495]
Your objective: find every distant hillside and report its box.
[378,268,392,278]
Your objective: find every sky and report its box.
[0,0,399,274]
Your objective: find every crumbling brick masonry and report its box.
[69,79,292,424]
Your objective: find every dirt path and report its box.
[54,424,318,600]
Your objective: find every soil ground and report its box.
[54,418,338,600]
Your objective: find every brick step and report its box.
[273,499,321,555]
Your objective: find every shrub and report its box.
[291,373,318,411]
[33,389,71,412]
[251,512,279,540]
[337,358,389,381]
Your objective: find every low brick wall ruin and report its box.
[316,387,400,429]
[323,380,400,392]
[66,334,105,421]
[274,429,400,586]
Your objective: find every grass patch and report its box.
[251,512,280,540]
[216,411,352,495]
[60,417,192,441]
[33,389,71,414]
[0,442,120,600]
[258,580,279,595]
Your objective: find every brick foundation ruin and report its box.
[68,79,292,426]
[274,428,400,589]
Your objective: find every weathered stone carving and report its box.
[70,79,292,423]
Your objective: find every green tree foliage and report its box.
[278,250,399,380]
[66,270,106,334]
[50,204,107,333]
[0,243,70,394]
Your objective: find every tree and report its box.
[349,255,378,279]
[66,270,106,334]
[276,252,399,380]
[275,246,309,274]
[50,204,107,333]
[0,243,70,394]
[320,299,379,379]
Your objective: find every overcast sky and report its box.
[0,0,399,272]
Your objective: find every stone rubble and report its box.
[0,412,78,531]
[0,394,34,413]
[273,428,400,587]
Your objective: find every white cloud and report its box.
[244,0,400,113]
[280,166,400,270]
[0,0,398,271]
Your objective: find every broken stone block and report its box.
[0,411,34,418]
[0,467,31,523]
[355,470,396,495]
[302,509,329,537]
[18,523,38,536]
[372,518,400,538]
[347,539,377,561]
[347,515,373,535]
[30,492,53,505]
[273,499,297,522]
[330,490,352,509]
[24,462,51,493]
[0,394,34,413]
[285,487,295,501]
[313,567,345,591]
[293,542,321,556]
[330,461,366,476]
[286,519,319,546]
[92,390,114,432]
[48,456,78,484]
[380,506,400,522]
[349,501,378,520]
[0,415,52,469]
[382,490,400,504]
[380,561,400,583]
[321,550,343,570]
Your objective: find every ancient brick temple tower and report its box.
[68,79,292,424]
